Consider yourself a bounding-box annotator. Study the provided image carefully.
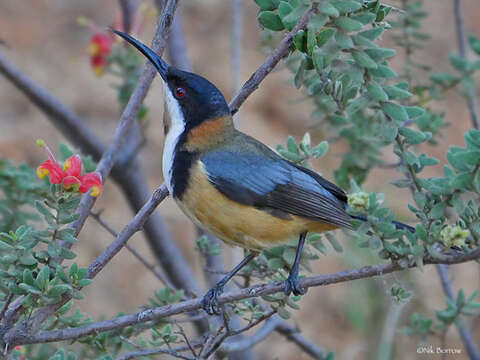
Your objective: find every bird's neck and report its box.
[182,115,234,152]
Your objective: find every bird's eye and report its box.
[175,87,185,98]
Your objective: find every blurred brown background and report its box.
[0,0,479,359]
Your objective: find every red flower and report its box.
[87,32,113,76]
[36,140,102,197]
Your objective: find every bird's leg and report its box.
[284,231,307,296]
[201,252,257,315]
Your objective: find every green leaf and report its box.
[366,81,389,101]
[23,269,35,286]
[359,27,384,40]
[278,1,294,19]
[450,53,469,72]
[59,143,75,162]
[0,240,14,251]
[254,0,280,11]
[335,17,364,32]
[316,28,336,47]
[19,254,37,266]
[294,30,307,52]
[318,1,339,17]
[267,258,284,270]
[258,11,285,31]
[307,29,317,54]
[390,179,412,188]
[282,247,297,265]
[420,178,451,196]
[287,136,299,154]
[335,31,354,49]
[312,141,329,158]
[430,72,458,85]
[332,0,363,14]
[77,278,92,287]
[365,48,396,61]
[383,85,412,99]
[369,64,397,79]
[405,106,425,119]
[47,284,72,298]
[325,233,343,252]
[465,129,480,150]
[381,102,409,123]
[469,35,480,55]
[352,51,377,69]
[281,3,308,30]
[18,283,42,295]
[399,127,428,145]
[35,201,56,224]
[36,266,50,291]
[429,202,446,219]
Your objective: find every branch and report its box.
[10,247,480,345]
[436,264,480,360]
[90,210,178,291]
[0,53,106,159]
[69,0,179,238]
[118,0,139,35]
[275,319,327,359]
[228,3,318,114]
[453,0,479,129]
[117,345,196,360]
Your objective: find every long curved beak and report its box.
[112,30,168,81]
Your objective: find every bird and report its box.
[114,30,414,315]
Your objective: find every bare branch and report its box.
[118,0,139,34]
[0,294,14,323]
[220,316,279,353]
[167,11,192,72]
[228,3,318,114]
[0,52,106,159]
[436,264,480,360]
[275,319,327,359]
[10,247,480,346]
[87,185,169,279]
[453,0,479,129]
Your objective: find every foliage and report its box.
[1,0,479,359]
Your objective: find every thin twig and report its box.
[116,345,196,360]
[69,0,179,238]
[176,324,197,358]
[8,247,480,346]
[228,3,318,114]
[90,210,178,291]
[220,316,279,353]
[436,264,480,360]
[275,319,326,359]
[0,294,14,323]
[453,0,479,129]
[227,311,276,338]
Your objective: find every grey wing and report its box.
[201,149,353,229]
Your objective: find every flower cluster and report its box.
[87,31,114,76]
[36,140,102,197]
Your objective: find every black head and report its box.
[113,30,230,128]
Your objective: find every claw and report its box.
[284,274,306,296]
[201,283,224,315]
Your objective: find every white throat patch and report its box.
[162,87,185,194]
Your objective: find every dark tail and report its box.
[350,214,415,233]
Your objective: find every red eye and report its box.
[175,87,185,98]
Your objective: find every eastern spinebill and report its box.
[114,31,414,315]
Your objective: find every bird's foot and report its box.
[201,283,225,315]
[284,273,307,296]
